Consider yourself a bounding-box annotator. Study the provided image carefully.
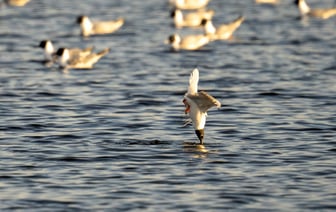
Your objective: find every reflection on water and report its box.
[183,142,209,155]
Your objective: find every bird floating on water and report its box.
[2,0,30,7]
[201,16,245,40]
[77,15,124,37]
[56,47,109,70]
[255,0,279,4]
[294,0,336,19]
[38,40,94,64]
[171,9,214,28]
[183,68,221,144]
[166,34,211,51]
[169,0,211,10]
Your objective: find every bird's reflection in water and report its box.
[183,141,209,158]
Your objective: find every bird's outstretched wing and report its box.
[188,90,221,113]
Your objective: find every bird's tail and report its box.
[227,15,245,31]
[83,46,95,53]
[97,48,110,57]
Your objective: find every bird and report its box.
[201,16,245,40]
[38,40,94,63]
[255,0,279,4]
[171,9,214,28]
[166,34,211,51]
[183,68,221,144]
[169,0,211,10]
[56,47,110,69]
[294,0,336,19]
[77,15,124,37]
[2,0,30,7]
[38,40,57,63]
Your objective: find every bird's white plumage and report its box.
[39,40,94,64]
[170,0,211,10]
[188,68,199,95]
[166,34,210,51]
[56,48,109,69]
[172,9,214,28]
[78,16,124,37]
[295,0,336,19]
[202,16,244,40]
[183,68,221,143]
[4,0,30,7]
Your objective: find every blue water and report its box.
[0,0,335,211]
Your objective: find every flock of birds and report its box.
[2,0,336,144]
[37,15,124,70]
[167,0,335,144]
[166,1,245,51]
[166,0,336,53]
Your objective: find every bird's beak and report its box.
[195,129,204,145]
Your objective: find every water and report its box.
[0,0,335,211]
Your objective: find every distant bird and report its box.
[169,0,211,10]
[183,68,221,144]
[201,16,245,40]
[2,0,30,7]
[166,34,211,51]
[77,15,124,37]
[56,47,109,69]
[39,40,56,63]
[294,0,336,19]
[38,40,94,63]
[255,0,279,4]
[171,9,214,28]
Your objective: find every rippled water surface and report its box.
[0,0,335,211]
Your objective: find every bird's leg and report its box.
[182,98,190,114]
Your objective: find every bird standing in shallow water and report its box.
[183,68,221,144]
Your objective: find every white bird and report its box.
[171,9,214,28]
[38,40,94,63]
[38,40,56,62]
[166,34,211,51]
[201,16,245,40]
[56,47,109,69]
[170,0,211,10]
[255,0,279,4]
[2,0,30,7]
[183,68,221,144]
[77,15,124,37]
[294,0,336,19]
